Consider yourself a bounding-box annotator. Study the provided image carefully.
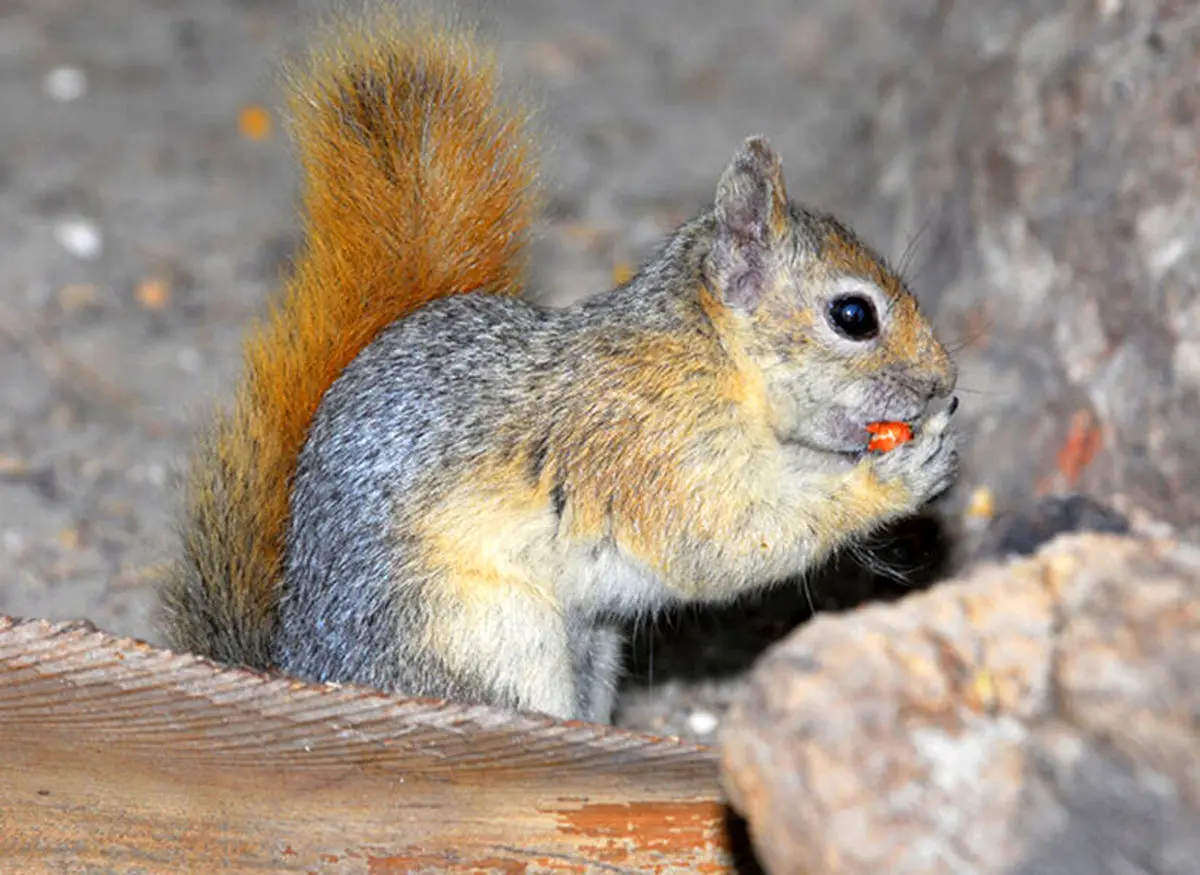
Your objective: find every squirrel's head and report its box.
[702,136,956,454]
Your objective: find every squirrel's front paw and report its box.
[869,400,960,510]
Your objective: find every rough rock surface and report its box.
[720,532,1200,875]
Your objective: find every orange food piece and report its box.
[866,420,913,453]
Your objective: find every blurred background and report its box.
[1,0,1196,739]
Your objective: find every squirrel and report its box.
[159,12,959,724]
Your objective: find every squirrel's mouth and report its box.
[776,399,928,458]
[783,430,871,464]
[804,410,926,458]
[814,411,875,454]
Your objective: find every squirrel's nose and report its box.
[921,340,958,400]
[927,360,957,400]
[910,359,956,404]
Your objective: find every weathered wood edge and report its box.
[0,614,740,874]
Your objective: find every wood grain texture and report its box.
[0,616,737,874]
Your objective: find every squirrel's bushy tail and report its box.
[160,14,539,667]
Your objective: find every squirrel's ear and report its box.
[710,136,790,310]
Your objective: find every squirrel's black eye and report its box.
[828,295,879,341]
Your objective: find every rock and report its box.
[977,492,1130,560]
[857,0,1200,539]
[719,533,1200,875]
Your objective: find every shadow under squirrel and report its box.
[160,13,959,723]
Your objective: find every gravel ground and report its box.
[1,0,971,740]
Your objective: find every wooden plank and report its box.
[0,616,737,873]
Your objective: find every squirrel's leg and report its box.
[423,577,579,720]
[570,619,625,724]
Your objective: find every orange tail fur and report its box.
[161,15,539,666]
